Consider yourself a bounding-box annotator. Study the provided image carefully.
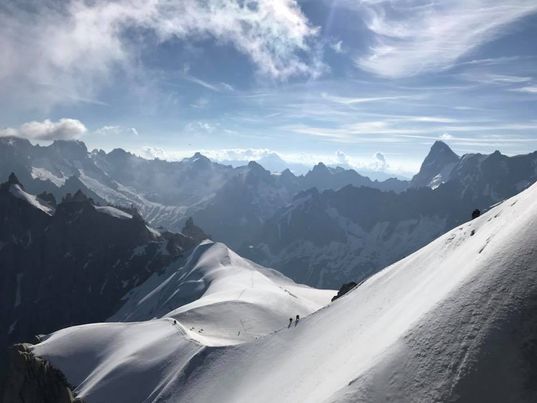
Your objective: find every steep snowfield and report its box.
[94,205,133,220]
[32,182,537,402]
[9,184,54,215]
[30,166,67,187]
[31,241,334,401]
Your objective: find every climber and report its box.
[295,314,300,326]
[288,317,293,328]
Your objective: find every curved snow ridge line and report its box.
[32,319,228,403]
[168,299,304,347]
[165,317,203,346]
[171,182,537,403]
[328,203,537,402]
[112,240,333,323]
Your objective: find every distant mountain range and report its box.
[243,141,537,288]
[1,136,537,291]
[0,136,408,247]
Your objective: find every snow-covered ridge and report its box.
[9,184,54,215]
[112,240,334,346]
[31,181,537,402]
[31,241,334,401]
[94,205,133,220]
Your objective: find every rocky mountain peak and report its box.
[281,168,295,178]
[187,152,211,165]
[311,162,330,173]
[246,161,271,178]
[8,172,21,187]
[411,141,460,188]
[49,140,88,158]
[422,141,459,169]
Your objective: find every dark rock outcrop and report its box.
[182,217,209,243]
[331,282,358,302]
[0,175,205,359]
[3,344,82,403]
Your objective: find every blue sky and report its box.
[1,0,537,176]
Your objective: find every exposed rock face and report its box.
[181,217,210,242]
[0,136,407,245]
[331,282,358,302]
[244,142,537,289]
[411,140,460,189]
[0,175,207,357]
[411,141,537,196]
[3,344,81,403]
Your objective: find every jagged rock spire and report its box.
[8,172,21,187]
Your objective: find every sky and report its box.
[1,0,537,177]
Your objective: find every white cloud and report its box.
[136,146,417,175]
[355,0,537,78]
[374,152,385,162]
[0,0,321,110]
[182,74,223,92]
[0,118,87,141]
[329,40,344,54]
[139,147,170,160]
[321,92,420,105]
[511,86,537,94]
[185,121,217,133]
[94,125,139,136]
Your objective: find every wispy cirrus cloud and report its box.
[0,0,321,110]
[283,119,537,144]
[94,125,139,136]
[321,93,422,105]
[460,73,533,85]
[179,66,236,93]
[510,86,537,94]
[355,0,537,78]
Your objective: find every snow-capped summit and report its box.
[27,179,537,402]
[111,240,334,345]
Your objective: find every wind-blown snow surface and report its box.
[32,182,537,402]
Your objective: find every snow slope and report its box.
[111,241,334,346]
[9,184,54,215]
[32,181,537,402]
[31,241,334,401]
[94,205,133,220]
